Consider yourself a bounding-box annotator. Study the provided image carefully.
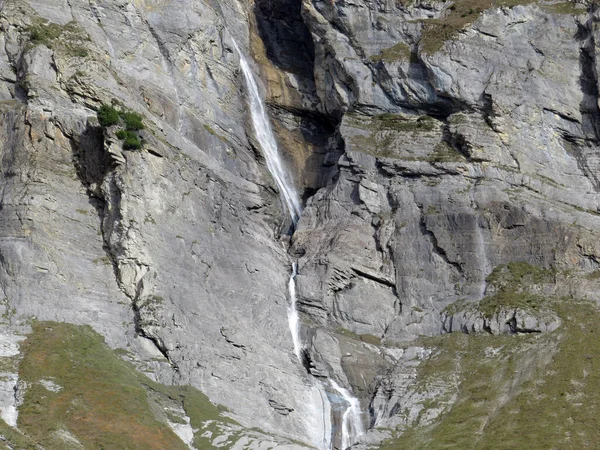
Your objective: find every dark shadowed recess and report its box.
[254,0,315,79]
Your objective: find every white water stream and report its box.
[232,40,302,223]
[330,380,365,450]
[288,262,303,361]
[469,183,491,299]
[234,40,363,449]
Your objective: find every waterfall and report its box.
[288,262,303,361]
[234,39,362,450]
[469,183,490,299]
[330,380,365,449]
[232,40,302,223]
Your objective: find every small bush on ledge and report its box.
[120,111,144,131]
[96,104,144,150]
[97,105,119,127]
[123,131,142,150]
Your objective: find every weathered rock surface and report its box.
[1,0,600,447]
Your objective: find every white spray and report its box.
[234,39,362,450]
[330,380,365,449]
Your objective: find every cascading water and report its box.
[469,183,491,299]
[234,39,363,450]
[330,380,364,449]
[232,40,302,223]
[288,262,303,361]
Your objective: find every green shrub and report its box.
[29,23,63,45]
[120,111,144,131]
[115,130,127,140]
[123,132,141,150]
[97,105,119,127]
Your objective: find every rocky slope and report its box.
[1,0,600,448]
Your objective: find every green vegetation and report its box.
[373,113,438,133]
[430,142,466,163]
[29,23,63,44]
[97,105,120,127]
[478,262,555,319]
[370,42,412,63]
[27,21,89,57]
[486,261,555,288]
[123,131,142,150]
[203,123,231,144]
[586,270,600,280]
[0,419,38,448]
[96,104,144,150]
[541,1,583,14]
[381,299,600,449]
[345,113,440,158]
[12,322,238,449]
[347,112,438,134]
[120,111,144,131]
[412,0,536,54]
[335,327,381,346]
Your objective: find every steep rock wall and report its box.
[1,0,600,448]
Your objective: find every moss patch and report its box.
[381,299,600,449]
[15,322,239,450]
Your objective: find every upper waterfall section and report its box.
[232,40,302,224]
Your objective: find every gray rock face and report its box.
[2,0,600,447]
[0,0,325,447]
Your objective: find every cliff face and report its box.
[1,0,600,448]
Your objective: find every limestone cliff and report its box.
[0,0,599,448]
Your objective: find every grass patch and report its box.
[370,42,412,63]
[586,270,600,280]
[335,327,381,346]
[417,0,536,54]
[29,23,63,44]
[346,113,440,158]
[478,290,546,319]
[476,262,555,319]
[16,322,238,449]
[0,418,39,448]
[374,113,438,133]
[27,21,89,58]
[541,1,583,14]
[430,142,466,163]
[380,299,600,449]
[486,262,555,288]
[203,124,230,144]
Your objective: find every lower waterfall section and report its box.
[288,263,303,362]
[330,381,365,449]
[288,264,365,449]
